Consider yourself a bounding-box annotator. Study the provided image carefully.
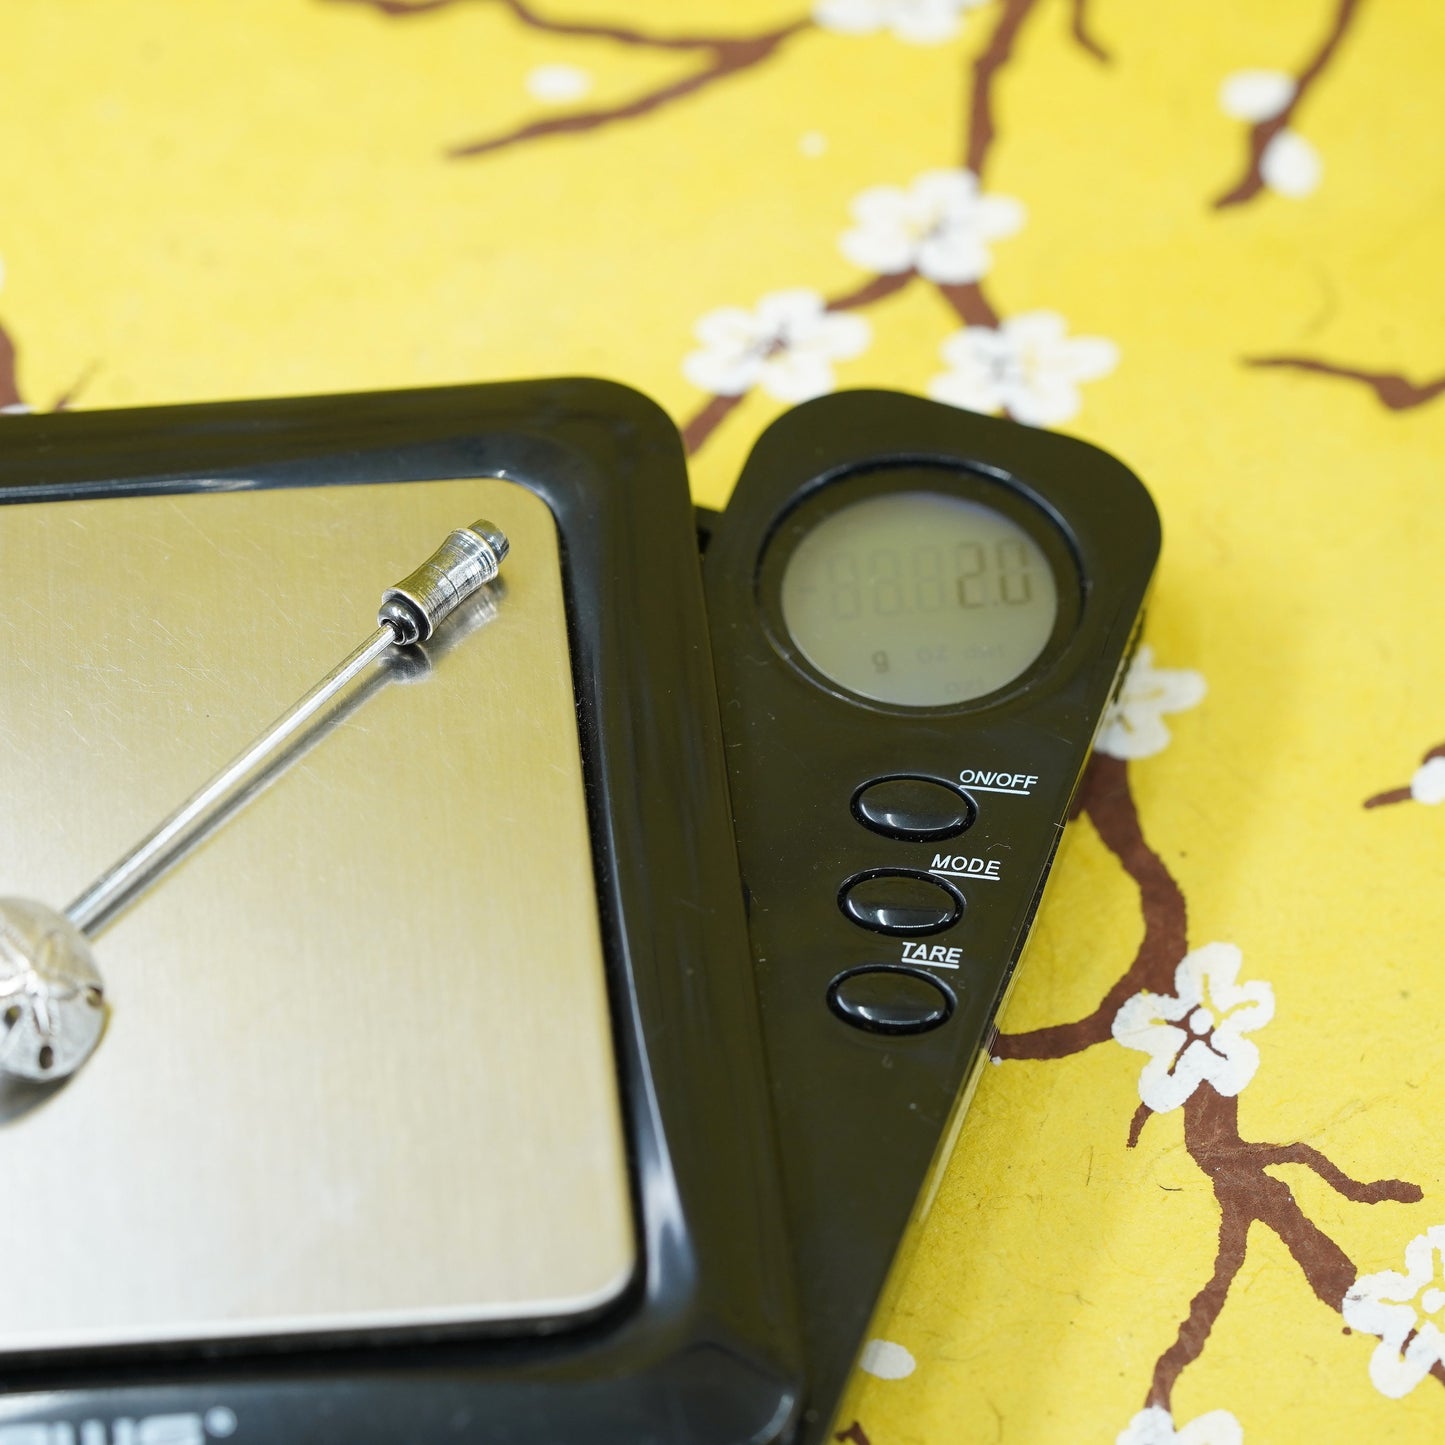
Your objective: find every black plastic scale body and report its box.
[0,381,1158,1444]
[703,392,1160,1439]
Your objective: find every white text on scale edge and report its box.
[957,768,1039,795]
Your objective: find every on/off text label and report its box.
[958,768,1038,795]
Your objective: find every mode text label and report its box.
[930,853,1001,880]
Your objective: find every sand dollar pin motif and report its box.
[0,898,106,1081]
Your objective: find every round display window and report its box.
[778,489,1059,707]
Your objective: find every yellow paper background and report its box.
[2,1,1442,1439]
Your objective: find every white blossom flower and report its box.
[1118,1405,1244,1445]
[525,64,592,104]
[1112,943,1274,1114]
[1410,756,1445,805]
[928,311,1118,427]
[1096,645,1207,759]
[839,169,1024,284]
[858,1338,916,1378]
[683,289,870,403]
[813,0,987,45]
[1218,69,1296,122]
[1260,129,1321,197]
[1344,1226,1445,1397]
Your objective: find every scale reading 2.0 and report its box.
[816,537,1036,622]
[779,489,1060,708]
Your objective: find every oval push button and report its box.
[839,869,963,935]
[828,966,953,1035]
[852,776,977,841]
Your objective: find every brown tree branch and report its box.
[935,280,1001,329]
[683,0,1070,458]
[995,753,1188,1061]
[681,392,745,457]
[1148,1164,1251,1406]
[1068,0,1111,64]
[1254,1140,1422,1205]
[449,20,811,159]
[1364,785,1413,809]
[0,321,94,413]
[51,361,99,412]
[828,271,917,313]
[1268,1189,1362,1313]
[982,755,1427,1409]
[965,0,1040,179]
[327,0,778,50]
[0,323,22,410]
[1146,1096,1314,1410]
[1127,1100,1151,1148]
[1364,738,1445,808]
[1214,0,1366,209]
[914,425,1435,1424]
[328,0,459,14]
[916,0,1045,431]
[1136,1087,1429,1410]
[1246,355,1445,411]
[945,0,1112,365]
[327,0,811,161]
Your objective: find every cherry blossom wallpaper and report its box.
[0,1,1441,1440]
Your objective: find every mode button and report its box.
[839,870,963,935]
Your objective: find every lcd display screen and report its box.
[779,489,1058,706]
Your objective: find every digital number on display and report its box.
[817,539,1036,622]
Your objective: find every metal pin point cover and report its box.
[379,520,508,644]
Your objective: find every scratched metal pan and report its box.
[0,381,801,1445]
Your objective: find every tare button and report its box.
[827,966,953,1035]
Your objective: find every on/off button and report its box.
[852,776,976,841]
[839,869,963,935]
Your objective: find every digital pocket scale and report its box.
[0,381,1158,1443]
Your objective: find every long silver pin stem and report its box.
[0,518,508,1085]
[64,624,398,936]
[65,518,509,938]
